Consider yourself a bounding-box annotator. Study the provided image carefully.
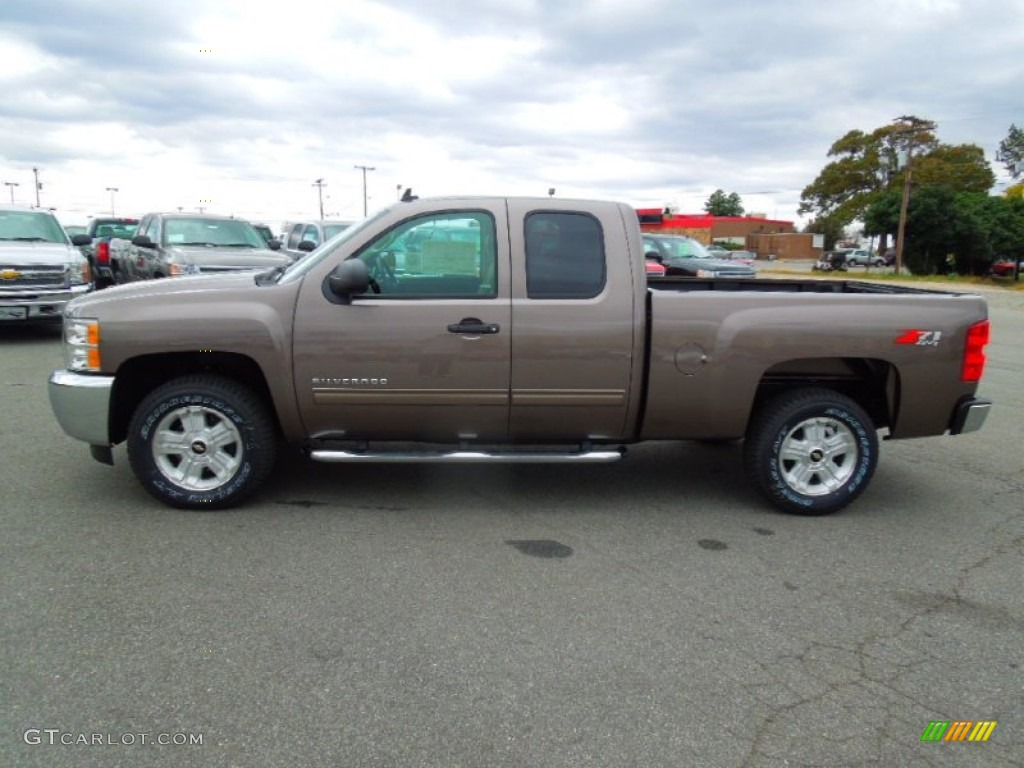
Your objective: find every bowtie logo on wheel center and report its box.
[191,440,208,456]
[809,448,825,462]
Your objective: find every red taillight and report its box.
[96,241,110,265]
[961,320,989,382]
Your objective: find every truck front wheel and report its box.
[744,388,878,515]
[127,375,277,509]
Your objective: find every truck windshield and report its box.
[658,236,713,259]
[164,218,265,248]
[276,208,390,285]
[0,210,69,244]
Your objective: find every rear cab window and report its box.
[524,212,606,298]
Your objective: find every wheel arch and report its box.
[110,352,280,445]
[751,356,897,434]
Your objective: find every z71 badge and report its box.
[894,330,942,347]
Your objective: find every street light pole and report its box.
[105,186,118,215]
[32,167,41,207]
[312,178,326,220]
[4,181,18,204]
[354,165,375,217]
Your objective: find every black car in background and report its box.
[642,234,757,278]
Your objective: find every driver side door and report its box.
[292,207,512,442]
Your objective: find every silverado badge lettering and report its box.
[312,377,389,386]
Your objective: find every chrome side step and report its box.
[309,448,625,464]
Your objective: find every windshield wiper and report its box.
[8,237,50,242]
[220,243,257,248]
[177,241,214,247]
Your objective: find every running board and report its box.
[309,448,625,464]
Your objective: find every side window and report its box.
[302,224,320,247]
[141,216,159,243]
[525,212,605,299]
[286,224,304,250]
[355,212,497,298]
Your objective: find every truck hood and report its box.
[0,240,83,266]
[164,245,291,268]
[64,272,265,317]
[666,256,756,275]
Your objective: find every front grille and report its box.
[0,265,66,288]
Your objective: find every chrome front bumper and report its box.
[0,284,92,321]
[48,370,115,447]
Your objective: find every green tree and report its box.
[996,124,1024,178]
[798,122,937,227]
[704,189,744,216]
[913,144,994,192]
[864,188,1024,275]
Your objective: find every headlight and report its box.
[169,263,201,276]
[67,259,92,285]
[64,318,101,371]
[696,269,716,278]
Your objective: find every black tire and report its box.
[127,375,277,509]
[743,388,878,515]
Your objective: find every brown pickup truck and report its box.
[47,196,992,515]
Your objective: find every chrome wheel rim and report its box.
[152,405,243,491]
[777,416,857,496]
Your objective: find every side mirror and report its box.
[298,240,317,252]
[71,234,92,246]
[132,235,155,248]
[267,239,282,251]
[645,251,662,262]
[327,259,370,298]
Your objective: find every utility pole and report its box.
[312,178,326,220]
[4,181,18,204]
[892,115,936,275]
[105,186,118,215]
[354,164,375,217]
[32,167,41,207]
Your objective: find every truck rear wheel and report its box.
[127,375,277,509]
[744,388,877,515]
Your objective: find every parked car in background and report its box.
[642,234,757,278]
[70,216,140,288]
[728,250,757,265]
[282,220,354,259]
[0,205,92,322]
[109,213,291,283]
[645,258,666,277]
[990,257,1023,277]
[250,222,277,245]
[63,224,88,238]
[844,249,887,267]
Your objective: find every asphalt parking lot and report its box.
[2,288,1022,767]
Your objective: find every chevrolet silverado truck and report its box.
[1,205,93,322]
[47,196,992,515]
[109,212,290,282]
[70,216,140,288]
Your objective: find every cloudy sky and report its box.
[2,0,1021,229]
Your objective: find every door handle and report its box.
[447,318,500,335]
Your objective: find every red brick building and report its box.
[636,208,821,260]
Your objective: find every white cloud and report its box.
[1,0,1021,227]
